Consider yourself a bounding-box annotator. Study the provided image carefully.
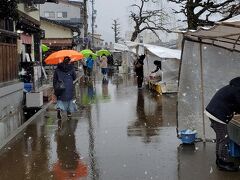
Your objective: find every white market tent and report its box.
[113,43,131,52]
[112,43,136,73]
[144,44,181,59]
[125,41,181,92]
[178,15,240,140]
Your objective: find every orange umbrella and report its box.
[45,50,84,65]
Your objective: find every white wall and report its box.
[40,2,81,21]
[0,83,23,122]
[18,3,40,21]
[41,20,73,38]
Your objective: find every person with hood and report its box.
[53,56,77,119]
[134,54,145,89]
[205,77,240,172]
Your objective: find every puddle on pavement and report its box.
[1,75,239,179]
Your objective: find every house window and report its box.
[62,12,67,18]
[57,12,67,18]
[44,12,49,18]
[44,12,55,18]
[57,12,62,18]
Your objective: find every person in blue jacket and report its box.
[86,54,94,78]
[205,77,240,172]
[53,56,77,119]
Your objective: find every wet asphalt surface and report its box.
[1,74,240,180]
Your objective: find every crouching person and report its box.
[205,77,240,172]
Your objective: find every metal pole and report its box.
[199,40,206,142]
[91,0,95,49]
[83,0,88,48]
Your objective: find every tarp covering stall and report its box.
[125,41,181,93]
[144,44,181,93]
[178,15,240,140]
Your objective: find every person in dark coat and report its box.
[205,77,240,172]
[53,56,77,119]
[134,54,145,89]
[151,60,162,73]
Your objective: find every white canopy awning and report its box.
[144,44,181,59]
[124,41,181,59]
[113,43,131,52]
[185,15,240,51]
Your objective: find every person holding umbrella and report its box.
[86,54,94,78]
[100,54,108,80]
[53,56,77,119]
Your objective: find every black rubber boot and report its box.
[216,158,239,172]
[57,109,62,119]
[67,111,72,118]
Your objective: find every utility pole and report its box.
[83,0,88,48]
[91,0,95,49]
[112,19,121,43]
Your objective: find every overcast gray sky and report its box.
[93,0,185,43]
[94,0,131,43]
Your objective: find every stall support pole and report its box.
[199,40,206,142]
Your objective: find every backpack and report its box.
[54,71,66,96]
[134,60,142,71]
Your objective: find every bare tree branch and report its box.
[129,0,170,41]
[168,0,240,29]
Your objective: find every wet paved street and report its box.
[0,75,240,180]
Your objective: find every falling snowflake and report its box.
[210,166,213,174]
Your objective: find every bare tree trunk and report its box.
[131,31,139,42]
[186,1,198,29]
[112,19,120,43]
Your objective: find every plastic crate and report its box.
[179,130,197,144]
[229,140,240,157]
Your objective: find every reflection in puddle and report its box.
[54,120,88,179]
[127,90,177,143]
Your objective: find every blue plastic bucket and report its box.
[229,140,240,157]
[24,83,33,92]
[179,130,197,144]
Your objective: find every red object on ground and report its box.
[53,160,88,180]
